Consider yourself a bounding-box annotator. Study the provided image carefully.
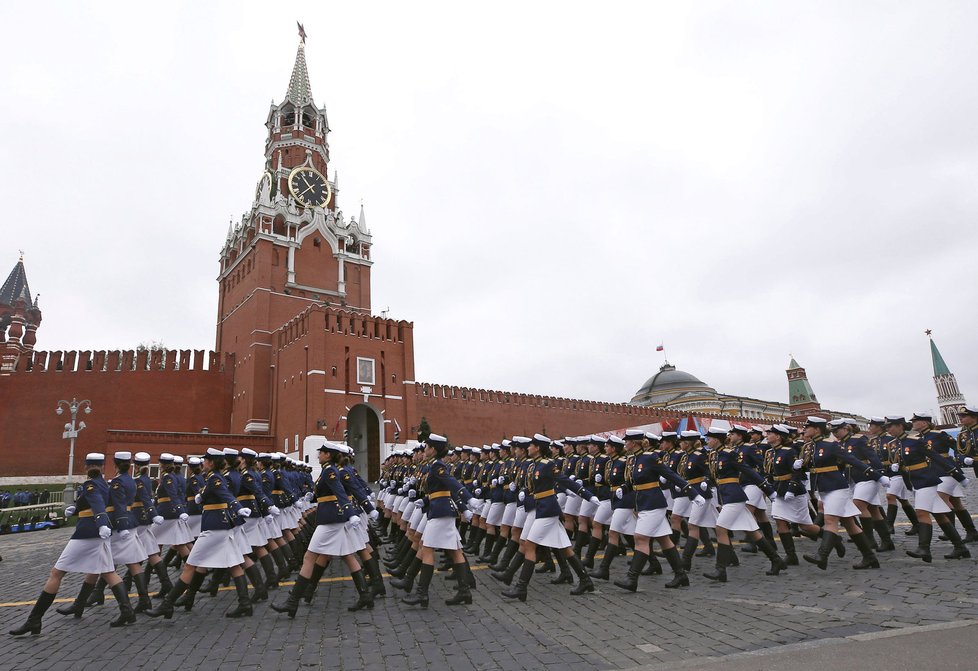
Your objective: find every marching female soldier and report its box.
[702,427,786,583]
[153,453,194,568]
[270,442,374,617]
[614,430,703,591]
[675,431,718,571]
[501,435,598,602]
[130,452,170,597]
[589,436,632,580]
[146,448,254,619]
[832,419,894,551]
[9,453,135,635]
[765,425,821,565]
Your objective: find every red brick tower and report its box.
[216,28,414,478]
[0,255,42,373]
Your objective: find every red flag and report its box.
[656,344,664,352]
[332,418,340,436]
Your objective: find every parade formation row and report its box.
[8,406,978,634]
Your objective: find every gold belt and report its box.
[272,490,285,494]
[236,495,255,501]
[774,474,792,482]
[634,482,659,491]
[78,510,95,518]
[717,477,739,485]
[905,462,928,471]
[316,495,337,503]
[203,503,228,511]
[534,489,555,499]
[132,502,144,508]
[812,466,838,473]
[157,497,171,502]
[429,491,451,499]
[687,477,705,485]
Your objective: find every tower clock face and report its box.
[288,167,332,207]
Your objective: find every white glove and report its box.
[408,489,417,500]
[152,515,164,525]
[239,508,252,517]
[589,496,600,505]
[462,510,473,522]
[347,515,362,527]
[879,476,891,487]
[473,480,480,488]
[491,478,498,487]
[890,463,900,472]
[99,526,112,539]
[269,505,281,516]
[120,529,131,537]
[179,513,189,521]
[369,509,380,522]
[785,492,796,500]
[615,488,624,500]
[518,491,525,503]
[474,488,482,497]
[575,479,583,487]
[194,494,202,505]
[965,457,974,466]
[792,459,803,470]
[304,492,314,502]
[699,481,708,491]
[379,479,387,487]
[498,476,506,485]
[659,476,667,484]
[692,495,706,507]
[264,514,274,524]
[64,505,76,516]
[594,474,602,483]
[508,482,516,492]
[963,478,971,488]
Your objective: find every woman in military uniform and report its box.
[765,425,821,566]
[885,416,971,562]
[270,442,374,617]
[501,434,598,602]
[153,453,194,568]
[702,427,786,583]
[146,448,254,619]
[131,451,171,597]
[9,453,136,636]
[583,436,612,569]
[613,430,702,591]
[678,431,718,571]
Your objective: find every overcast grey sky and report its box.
[1,2,975,419]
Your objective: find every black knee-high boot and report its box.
[225,576,253,619]
[502,559,534,602]
[86,577,106,606]
[390,557,422,591]
[572,531,589,559]
[260,553,279,590]
[348,570,375,611]
[445,563,474,606]
[536,546,555,573]
[491,547,524,585]
[901,500,919,535]
[245,564,268,603]
[907,522,933,562]
[873,518,895,551]
[613,550,647,592]
[681,536,698,571]
[108,583,136,627]
[272,546,291,580]
[491,539,518,572]
[937,516,971,559]
[145,578,188,619]
[9,591,56,636]
[955,509,978,543]
[402,564,433,608]
[703,544,731,582]
[851,532,880,569]
[56,580,97,618]
[859,517,879,550]
[588,544,617,580]
[366,556,387,597]
[152,559,173,598]
[583,536,601,569]
[757,537,786,576]
[551,549,573,584]
[303,561,330,602]
[885,503,898,534]
[804,531,836,570]
[779,532,798,565]
[132,572,154,613]
[270,575,308,618]
[696,532,715,557]
[663,546,689,588]
[567,554,594,595]
[759,521,775,544]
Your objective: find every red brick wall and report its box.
[0,350,233,477]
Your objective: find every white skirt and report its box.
[187,529,242,569]
[480,500,492,517]
[593,500,613,525]
[556,493,567,509]
[501,502,518,527]
[421,516,462,550]
[577,498,598,518]
[469,498,485,517]
[110,530,148,565]
[635,509,671,538]
[417,514,428,535]
[519,511,537,540]
[264,514,283,539]
[393,495,407,513]
[938,476,965,498]
[610,507,637,535]
[485,502,506,527]
[55,537,114,574]
[887,476,909,499]
[771,494,814,525]
[689,497,719,528]
[852,481,881,506]
[408,504,424,531]
[232,524,252,555]
[136,525,160,556]
[243,517,268,547]
[821,488,860,518]
[563,493,582,517]
[716,502,760,532]
[513,507,528,530]
[526,515,571,549]
[915,485,951,514]
[308,522,360,556]
[187,514,202,538]
[672,496,692,518]
[154,518,193,546]
[664,490,673,510]
[744,485,769,510]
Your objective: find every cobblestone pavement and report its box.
[2,504,978,671]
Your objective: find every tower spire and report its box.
[786,356,821,419]
[285,26,313,106]
[926,330,966,424]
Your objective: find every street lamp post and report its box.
[56,398,92,506]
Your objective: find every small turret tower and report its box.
[0,254,42,372]
[927,331,966,425]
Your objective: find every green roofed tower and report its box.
[928,333,966,425]
[786,357,822,420]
